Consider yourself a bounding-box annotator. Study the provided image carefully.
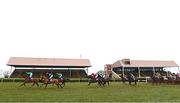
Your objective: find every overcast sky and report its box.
[0,0,180,74]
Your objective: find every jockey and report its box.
[176,73,180,79]
[129,73,135,80]
[25,71,33,81]
[97,73,104,81]
[46,72,53,82]
[91,73,96,79]
[156,72,160,77]
[130,73,134,77]
[56,73,64,80]
[154,72,160,78]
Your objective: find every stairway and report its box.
[111,70,121,79]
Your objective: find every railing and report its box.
[0,77,149,83]
[0,78,123,83]
[137,77,151,83]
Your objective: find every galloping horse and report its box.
[119,74,137,85]
[40,76,63,88]
[127,73,138,85]
[165,73,180,84]
[19,76,39,87]
[99,74,111,86]
[151,73,164,85]
[57,77,68,88]
[119,74,128,84]
[87,75,105,86]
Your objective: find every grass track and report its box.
[0,82,180,102]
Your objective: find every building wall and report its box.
[104,64,112,77]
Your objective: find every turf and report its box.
[0,82,180,102]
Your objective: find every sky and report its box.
[0,0,180,77]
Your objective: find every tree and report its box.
[3,70,11,78]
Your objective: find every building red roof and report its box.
[7,57,91,68]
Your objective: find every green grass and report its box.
[1,82,180,102]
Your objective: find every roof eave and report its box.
[7,64,91,68]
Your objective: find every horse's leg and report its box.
[156,80,158,85]
[36,82,39,87]
[45,83,48,88]
[19,82,25,87]
[35,81,39,87]
[100,80,104,86]
[88,80,91,86]
[19,83,23,87]
[19,81,26,87]
[101,80,105,86]
[40,83,45,88]
[155,80,157,85]
[59,83,63,88]
[32,83,35,86]
[98,81,101,86]
[56,82,59,88]
[100,80,104,87]
[40,83,43,87]
[31,81,35,86]
[52,81,55,86]
[63,81,65,87]
[102,81,105,87]
[97,80,101,86]
[157,79,159,85]
[61,81,65,87]
[104,80,107,86]
[122,80,125,84]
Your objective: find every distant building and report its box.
[105,58,179,77]
[7,57,91,78]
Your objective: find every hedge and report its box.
[0,78,121,83]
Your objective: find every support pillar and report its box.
[138,67,140,78]
[86,67,89,75]
[178,66,180,74]
[153,67,155,74]
[69,68,71,78]
[122,67,124,76]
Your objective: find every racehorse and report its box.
[19,76,40,87]
[98,74,111,86]
[166,73,179,84]
[119,74,128,84]
[40,76,63,88]
[119,74,137,85]
[151,73,164,85]
[57,77,68,88]
[87,75,105,86]
[127,73,138,85]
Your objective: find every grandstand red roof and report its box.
[7,57,91,68]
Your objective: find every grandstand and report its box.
[7,57,91,78]
[105,58,179,78]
